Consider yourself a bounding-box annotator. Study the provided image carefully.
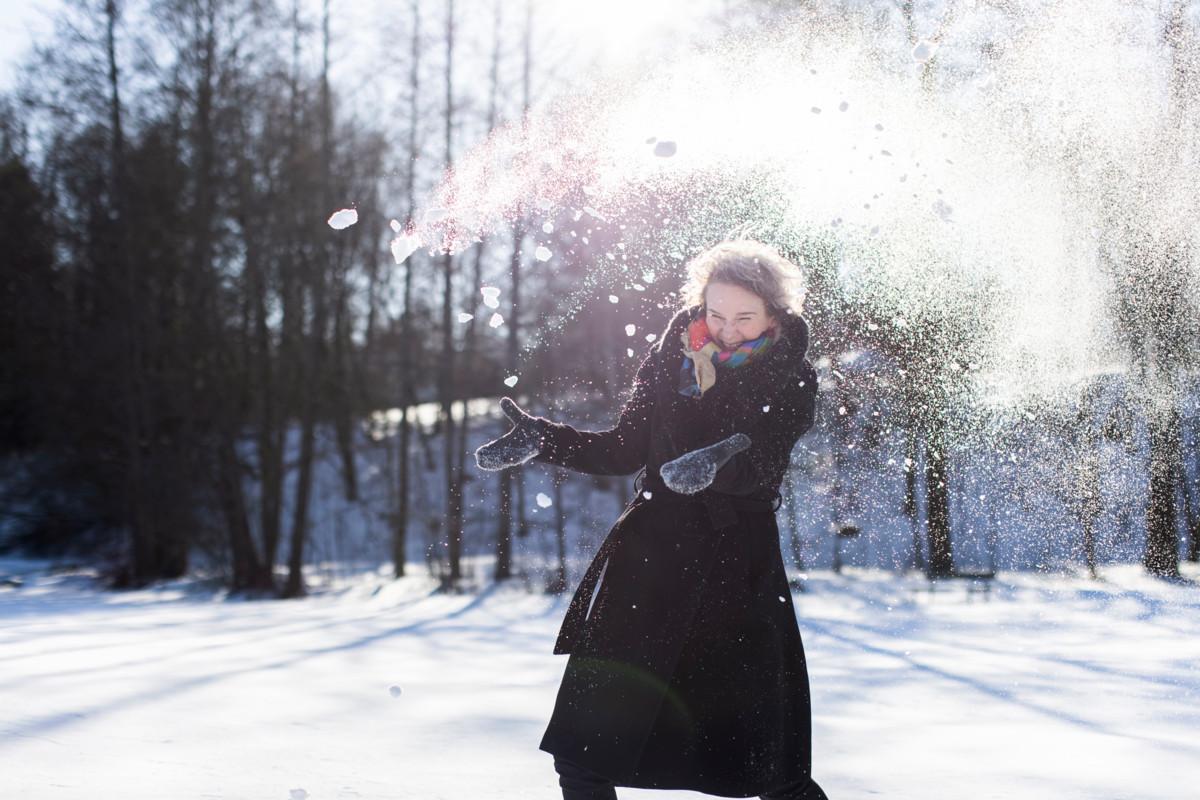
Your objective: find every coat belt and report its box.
[636,469,781,527]
[553,467,780,655]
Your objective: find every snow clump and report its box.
[327,208,358,229]
[390,233,422,264]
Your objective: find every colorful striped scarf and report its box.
[677,316,778,397]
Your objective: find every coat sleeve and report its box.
[531,351,658,476]
[708,358,818,496]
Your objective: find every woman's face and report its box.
[703,282,777,350]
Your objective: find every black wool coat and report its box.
[532,303,824,799]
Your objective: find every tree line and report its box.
[1,0,1198,597]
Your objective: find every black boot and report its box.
[760,776,830,800]
[554,756,618,800]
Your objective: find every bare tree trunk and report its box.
[272,0,304,581]
[104,0,150,585]
[1181,462,1200,563]
[441,255,464,587]
[924,426,954,578]
[1081,505,1099,579]
[333,277,359,502]
[516,454,529,539]
[191,0,252,586]
[1138,0,1196,577]
[217,432,265,591]
[1080,454,1101,579]
[492,222,522,577]
[281,0,321,599]
[496,0,534,583]
[284,397,317,599]
[229,82,281,591]
[903,426,924,572]
[450,0,502,563]
[284,0,334,598]
[252,253,283,584]
[393,0,422,579]
[242,226,278,591]
[1180,406,1200,563]
[549,466,567,594]
[1143,403,1181,577]
[439,0,465,588]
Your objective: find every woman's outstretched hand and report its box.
[659,433,751,495]
[475,397,548,471]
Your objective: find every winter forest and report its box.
[2,0,1199,798]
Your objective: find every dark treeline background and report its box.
[0,0,556,595]
[2,0,1198,597]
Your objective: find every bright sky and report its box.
[0,0,58,90]
[0,0,724,93]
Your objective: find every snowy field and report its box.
[2,558,1198,800]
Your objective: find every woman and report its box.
[476,239,827,800]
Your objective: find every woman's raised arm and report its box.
[530,351,659,477]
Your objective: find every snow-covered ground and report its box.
[2,558,1198,800]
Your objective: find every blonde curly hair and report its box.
[678,239,807,318]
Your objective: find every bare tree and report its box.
[394,0,423,579]
[495,0,534,582]
[439,0,466,588]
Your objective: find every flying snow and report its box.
[326,208,358,230]
[390,233,422,264]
